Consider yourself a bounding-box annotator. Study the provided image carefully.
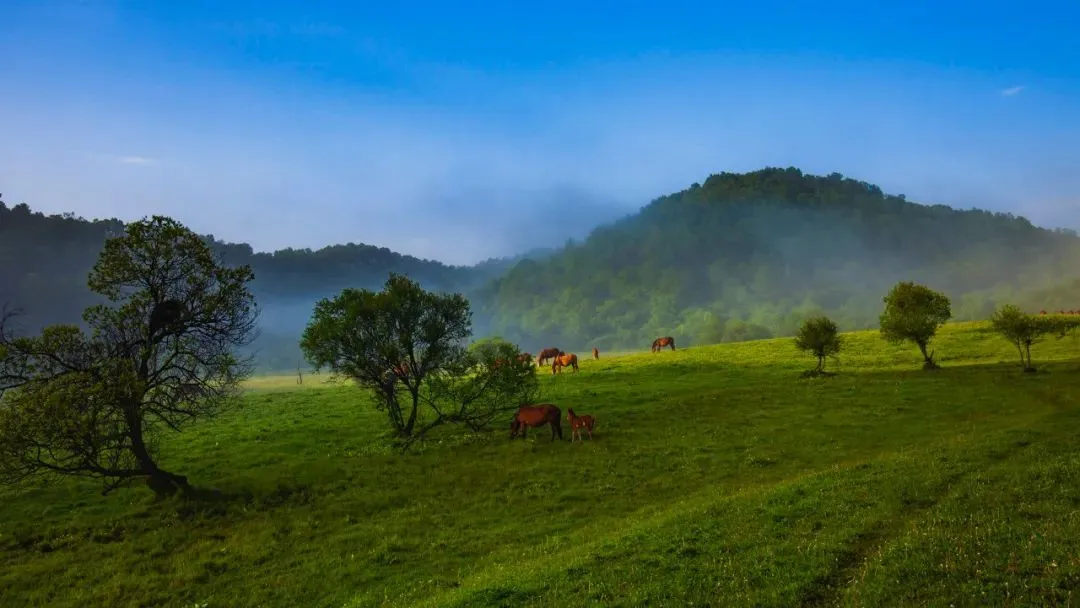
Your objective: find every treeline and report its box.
[477,168,1080,351]
[0,200,504,369]
[6,167,1080,367]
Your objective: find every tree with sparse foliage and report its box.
[0,216,259,497]
[300,274,538,443]
[991,305,1080,372]
[879,281,952,369]
[794,315,843,374]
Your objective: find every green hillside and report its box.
[2,322,1080,606]
[7,168,1080,370]
[478,168,1080,351]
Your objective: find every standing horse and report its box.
[651,336,676,352]
[510,404,563,441]
[537,347,562,366]
[552,353,579,374]
[592,347,599,360]
[566,408,596,442]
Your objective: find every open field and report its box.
[3,322,1080,607]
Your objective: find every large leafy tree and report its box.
[300,274,538,442]
[0,216,258,496]
[879,281,952,369]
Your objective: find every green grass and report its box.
[3,322,1080,607]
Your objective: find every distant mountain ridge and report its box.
[4,167,1080,368]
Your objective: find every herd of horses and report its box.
[377,336,677,443]
[506,335,676,443]
[520,336,676,375]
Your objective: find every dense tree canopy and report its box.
[7,168,1080,369]
[477,168,1080,351]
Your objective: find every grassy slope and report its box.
[2,322,1080,607]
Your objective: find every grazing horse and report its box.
[552,353,579,374]
[651,336,676,352]
[566,408,596,442]
[510,404,563,441]
[592,347,599,360]
[537,347,562,366]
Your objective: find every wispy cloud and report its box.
[1001,85,1025,96]
[117,156,155,166]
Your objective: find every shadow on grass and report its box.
[835,358,1080,382]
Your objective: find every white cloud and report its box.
[117,156,155,166]
[1001,85,1025,96]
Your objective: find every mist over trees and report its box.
[6,167,1080,369]
[477,168,1080,351]
[0,199,492,371]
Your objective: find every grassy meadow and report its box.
[2,322,1080,607]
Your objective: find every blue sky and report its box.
[2,0,1078,265]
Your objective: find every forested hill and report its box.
[0,201,480,336]
[7,167,1080,367]
[476,167,1080,351]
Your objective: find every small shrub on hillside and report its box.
[879,281,952,370]
[794,316,843,376]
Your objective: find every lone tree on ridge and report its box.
[300,274,539,443]
[0,216,259,497]
[878,281,952,370]
[794,315,843,376]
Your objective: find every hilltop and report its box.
[477,167,1080,351]
[2,323,1079,606]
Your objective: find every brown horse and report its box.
[566,408,596,442]
[537,347,562,366]
[651,336,676,352]
[510,404,563,441]
[592,347,599,360]
[552,353,579,374]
